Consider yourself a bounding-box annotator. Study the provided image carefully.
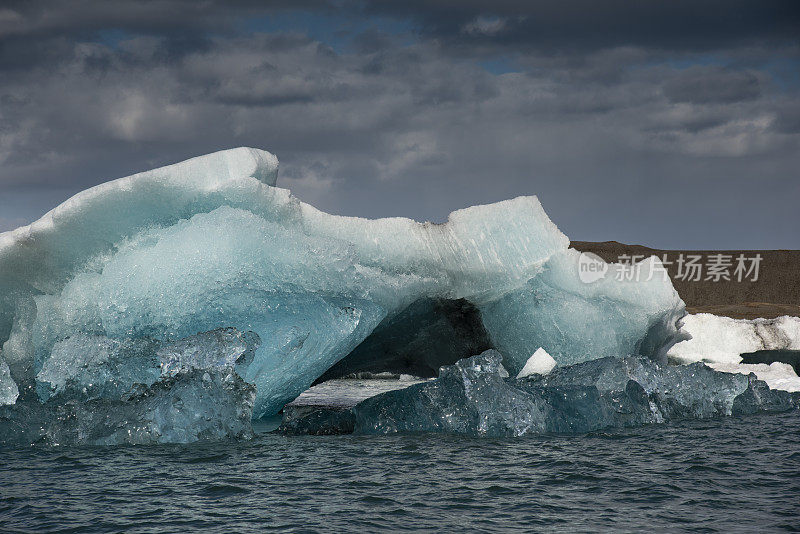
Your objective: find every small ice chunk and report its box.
[157,328,259,377]
[36,334,160,402]
[517,347,557,378]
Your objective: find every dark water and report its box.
[2,413,799,533]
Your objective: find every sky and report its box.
[0,1,798,249]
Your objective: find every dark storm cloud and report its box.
[0,1,798,249]
[367,0,800,51]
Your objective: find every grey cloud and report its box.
[674,115,729,134]
[461,16,509,37]
[664,66,761,104]
[772,103,800,134]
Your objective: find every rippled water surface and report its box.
[2,413,800,533]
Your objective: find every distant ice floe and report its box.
[668,313,800,392]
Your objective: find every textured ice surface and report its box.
[0,359,18,406]
[281,351,798,437]
[157,328,258,377]
[0,147,685,435]
[481,251,687,367]
[36,334,160,402]
[0,370,254,447]
[517,347,557,378]
[0,328,258,446]
[35,327,258,403]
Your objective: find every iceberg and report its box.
[0,147,687,444]
[280,351,799,437]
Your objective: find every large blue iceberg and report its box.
[0,148,688,444]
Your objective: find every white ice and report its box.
[517,347,557,378]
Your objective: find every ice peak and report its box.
[214,147,279,186]
[128,146,279,187]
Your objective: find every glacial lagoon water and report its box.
[2,411,799,533]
